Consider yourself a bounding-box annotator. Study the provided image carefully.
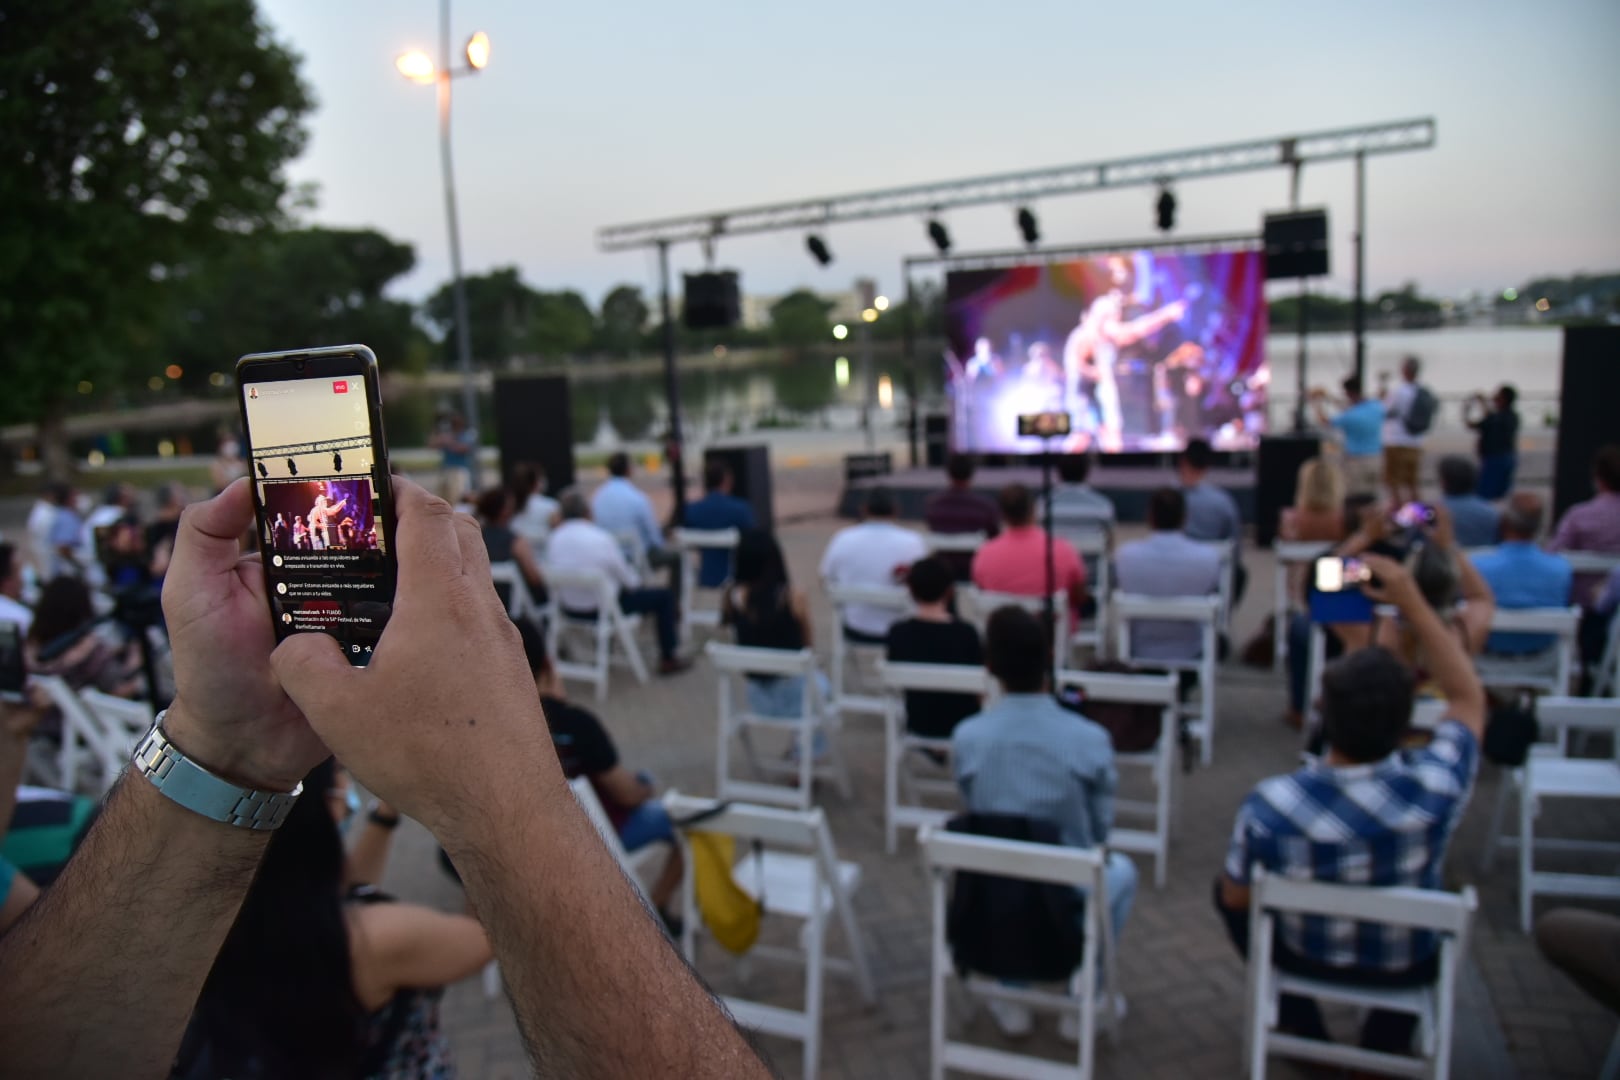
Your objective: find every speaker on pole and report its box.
[1255,433,1322,547]
[1553,326,1620,521]
[705,445,774,532]
[493,375,575,495]
[683,271,741,330]
[1263,209,1330,280]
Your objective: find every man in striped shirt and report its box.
[1215,552,1485,1057]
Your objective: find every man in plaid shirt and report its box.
[1214,552,1486,1056]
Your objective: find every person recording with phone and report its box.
[0,477,771,1078]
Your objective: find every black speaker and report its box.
[683,271,741,330]
[705,445,773,532]
[1263,209,1329,279]
[925,413,949,468]
[1255,433,1321,547]
[493,375,574,495]
[1553,326,1620,521]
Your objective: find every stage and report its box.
[838,461,1257,524]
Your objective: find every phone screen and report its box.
[1392,502,1435,530]
[239,353,395,664]
[1313,556,1370,594]
[0,622,26,702]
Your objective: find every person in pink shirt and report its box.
[971,484,1088,625]
[1549,444,1620,681]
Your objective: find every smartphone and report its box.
[1310,556,1374,623]
[0,622,26,704]
[236,345,396,666]
[1392,501,1436,530]
[1313,556,1372,594]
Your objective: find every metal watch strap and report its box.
[132,712,303,830]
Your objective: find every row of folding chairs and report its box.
[25,675,155,797]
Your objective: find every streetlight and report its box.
[397,1,489,482]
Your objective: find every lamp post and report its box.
[397,3,489,482]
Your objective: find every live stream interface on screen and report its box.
[944,249,1269,455]
[242,375,392,659]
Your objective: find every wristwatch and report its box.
[131,712,303,830]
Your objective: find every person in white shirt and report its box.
[24,485,63,591]
[1114,488,1222,662]
[819,488,928,642]
[545,493,688,674]
[0,544,34,637]
[1382,356,1428,506]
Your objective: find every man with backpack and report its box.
[1382,355,1437,505]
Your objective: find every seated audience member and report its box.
[0,545,33,636]
[26,576,143,698]
[819,487,928,644]
[723,530,830,720]
[1177,439,1246,604]
[885,556,983,739]
[952,606,1134,1038]
[971,484,1087,621]
[683,460,756,589]
[506,462,559,548]
[1044,453,1117,529]
[1216,553,1485,1057]
[1470,492,1571,656]
[1114,488,1221,662]
[175,757,492,1078]
[1281,457,1346,545]
[592,452,677,583]
[45,483,86,582]
[144,481,190,583]
[1550,443,1620,670]
[546,493,688,675]
[924,453,999,580]
[1438,455,1500,548]
[475,486,546,609]
[516,624,685,931]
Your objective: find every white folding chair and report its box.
[875,661,994,853]
[922,531,986,556]
[1272,541,1333,672]
[673,527,740,646]
[1473,606,1581,697]
[1053,669,1180,888]
[541,566,649,702]
[1597,608,1620,699]
[488,561,540,625]
[708,643,850,810]
[1191,539,1238,633]
[1479,697,1620,932]
[826,582,912,719]
[1056,524,1112,660]
[921,825,1119,1080]
[959,586,1069,677]
[612,527,653,577]
[1244,867,1476,1080]
[1113,593,1221,766]
[667,794,875,1080]
[32,675,144,796]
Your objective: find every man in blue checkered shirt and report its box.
[1214,551,1486,1057]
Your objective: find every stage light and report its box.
[256,461,268,479]
[1155,188,1176,232]
[832,324,849,341]
[1017,207,1039,246]
[333,451,343,472]
[395,50,435,84]
[806,235,832,266]
[874,295,890,312]
[287,458,298,476]
[927,220,951,254]
[464,31,491,70]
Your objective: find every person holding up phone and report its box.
[0,477,771,1079]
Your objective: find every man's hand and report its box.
[159,479,327,791]
[1426,501,1458,551]
[270,478,557,838]
[1354,502,1391,545]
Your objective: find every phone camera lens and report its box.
[294,358,306,373]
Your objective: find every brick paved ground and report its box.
[370,512,1617,1080]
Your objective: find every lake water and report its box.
[384,324,1565,448]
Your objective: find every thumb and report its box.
[270,632,357,723]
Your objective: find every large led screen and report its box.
[944,249,1268,454]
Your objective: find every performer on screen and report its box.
[1086,255,1196,444]
[964,337,1003,382]
[271,513,290,552]
[308,489,348,551]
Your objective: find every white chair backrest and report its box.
[1409,699,1449,732]
[1060,526,1110,558]
[922,531,985,554]
[961,586,1068,624]
[1275,540,1333,564]
[543,564,618,608]
[569,776,630,857]
[706,641,817,679]
[1535,696,1620,742]
[488,561,537,620]
[877,661,994,697]
[1562,550,1620,575]
[1114,593,1221,624]
[674,527,742,552]
[1487,606,1581,636]
[920,825,1104,889]
[826,582,912,614]
[78,689,154,746]
[1253,866,1477,937]
[666,792,827,852]
[1052,667,1179,706]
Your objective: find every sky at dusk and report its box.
[258,0,1620,307]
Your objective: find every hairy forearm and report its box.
[0,774,269,1077]
[442,753,770,1078]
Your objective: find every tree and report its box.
[596,284,649,357]
[529,290,595,360]
[769,290,835,349]
[424,266,541,368]
[0,1,313,477]
[159,227,425,384]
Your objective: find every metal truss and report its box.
[598,118,1434,251]
[900,232,1262,275]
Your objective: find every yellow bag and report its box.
[688,831,763,955]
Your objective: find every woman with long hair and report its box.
[26,576,142,698]
[176,758,490,1079]
[474,487,545,609]
[722,529,829,720]
[1283,457,1347,544]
